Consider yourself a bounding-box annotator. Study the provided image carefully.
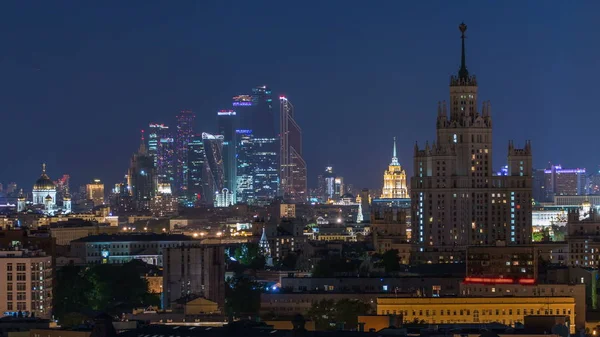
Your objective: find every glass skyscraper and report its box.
[147,123,175,193]
[233,85,279,205]
[186,135,207,205]
[217,110,238,202]
[279,96,307,203]
[175,110,195,197]
[202,132,226,205]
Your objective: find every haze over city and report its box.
[1,1,599,189]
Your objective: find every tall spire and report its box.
[458,22,469,80]
[138,129,147,155]
[42,163,46,174]
[390,137,399,166]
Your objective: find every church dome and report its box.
[33,164,55,191]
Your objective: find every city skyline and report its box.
[1,2,600,190]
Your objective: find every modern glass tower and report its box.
[148,123,175,193]
[175,110,195,197]
[279,96,306,203]
[217,110,238,203]
[202,132,227,205]
[236,130,255,204]
[186,135,207,205]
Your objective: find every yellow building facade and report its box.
[381,138,407,199]
[377,297,576,333]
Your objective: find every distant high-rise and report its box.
[233,86,278,205]
[187,135,207,205]
[279,96,307,203]
[202,132,227,205]
[381,137,408,199]
[175,110,196,196]
[128,133,156,211]
[411,23,532,260]
[235,130,255,204]
[318,166,336,201]
[217,110,238,202]
[544,165,586,197]
[148,123,175,191]
[86,179,105,206]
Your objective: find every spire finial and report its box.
[138,129,147,155]
[390,137,399,166]
[458,22,469,80]
[42,163,46,174]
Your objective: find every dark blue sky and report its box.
[1,1,599,190]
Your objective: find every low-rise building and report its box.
[376,297,577,333]
[70,233,196,266]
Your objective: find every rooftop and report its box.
[71,233,195,243]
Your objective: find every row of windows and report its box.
[383,308,571,316]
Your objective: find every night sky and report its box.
[1,1,599,191]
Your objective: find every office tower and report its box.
[381,137,408,199]
[236,130,255,204]
[217,110,238,202]
[411,23,532,260]
[175,110,196,196]
[187,135,207,205]
[128,134,157,211]
[279,96,307,203]
[148,123,176,191]
[0,249,53,318]
[359,188,371,221]
[86,179,105,206]
[162,245,225,310]
[334,176,344,199]
[202,132,227,206]
[318,166,336,201]
[532,168,547,202]
[112,179,133,214]
[544,165,587,197]
[233,86,278,205]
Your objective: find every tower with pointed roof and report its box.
[381,137,408,199]
[411,24,532,262]
[128,130,157,211]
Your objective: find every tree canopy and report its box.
[306,299,372,330]
[53,261,160,325]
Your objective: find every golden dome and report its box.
[33,163,55,191]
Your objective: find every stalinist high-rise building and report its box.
[381,137,408,199]
[411,23,532,263]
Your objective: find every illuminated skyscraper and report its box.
[217,110,238,202]
[128,133,157,211]
[202,132,227,205]
[187,135,207,205]
[381,137,408,199]
[86,179,105,206]
[175,110,196,196]
[233,86,278,205]
[279,96,307,203]
[411,23,532,261]
[318,166,336,201]
[148,123,175,191]
[236,130,255,204]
